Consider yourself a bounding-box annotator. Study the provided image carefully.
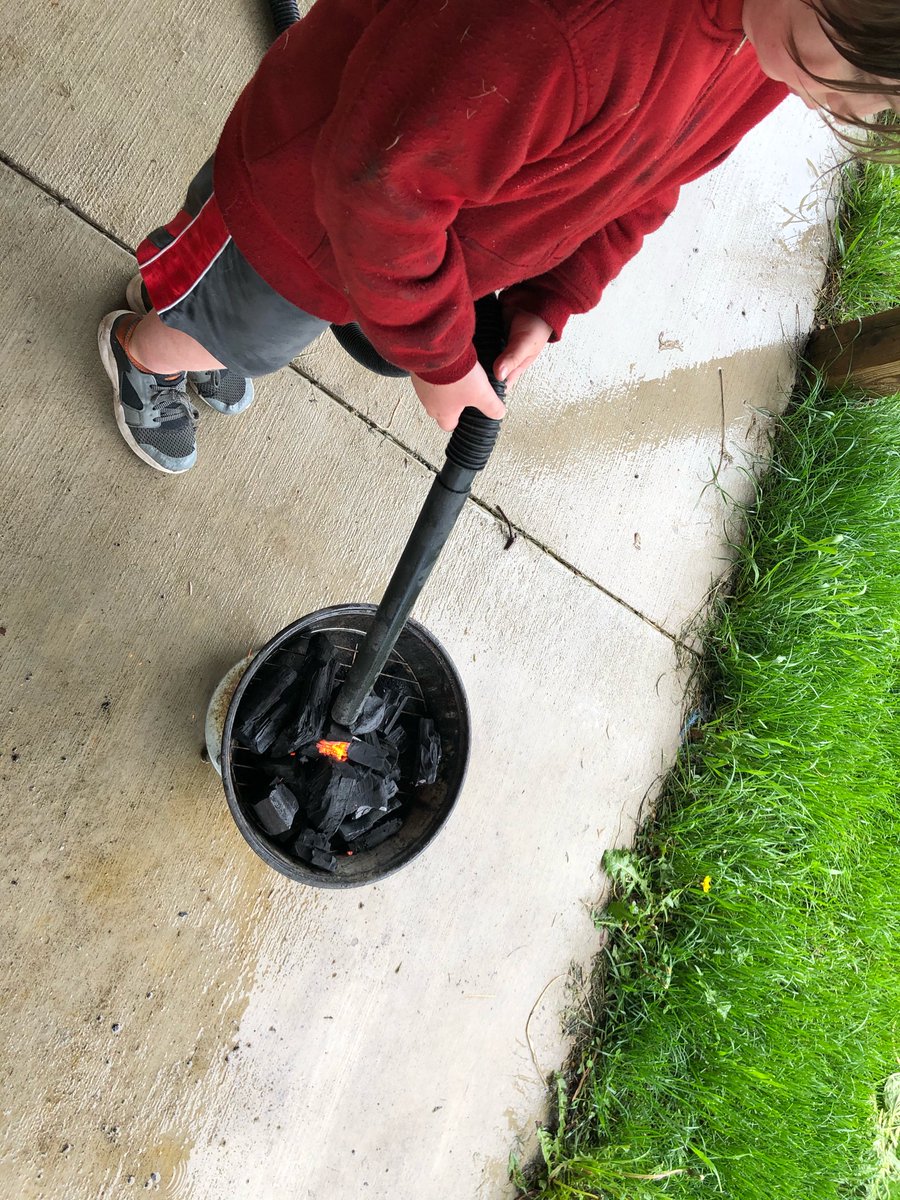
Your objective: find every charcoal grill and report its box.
[221,605,470,886]
[215,294,507,886]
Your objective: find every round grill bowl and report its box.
[220,605,470,888]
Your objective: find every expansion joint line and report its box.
[291,364,693,653]
[1,153,692,653]
[0,152,135,254]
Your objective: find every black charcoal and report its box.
[381,689,409,737]
[350,691,388,736]
[305,766,361,838]
[253,756,305,792]
[295,827,332,852]
[346,815,404,854]
[251,779,300,837]
[376,775,399,806]
[339,794,401,841]
[385,724,407,751]
[271,635,339,756]
[235,664,299,748]
[347,740,393,773]
[243,695,296,756]
[232,636,434,864]
[415,718,441,786]
[294,829,338,873]
[345,771,387,814]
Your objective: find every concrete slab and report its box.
[298,104,838,632]
[0,163,686,1198]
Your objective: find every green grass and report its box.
[515,380,900,1200]
[821,155,900,323]
[870,1073,900,1200]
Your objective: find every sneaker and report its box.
[98,310,199,474]
[188,369,255,415]
[125,273,255,416]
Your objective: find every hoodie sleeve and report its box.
[500,185,682,341]
[311,0,578,383]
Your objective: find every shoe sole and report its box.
[125,273,253,416]
[193,381,255,416]
[98,310,193,475]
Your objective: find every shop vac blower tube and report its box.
[264,0,506,728]
[331,294,506,727]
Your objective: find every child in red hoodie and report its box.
[98,0,900,474]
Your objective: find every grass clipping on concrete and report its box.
[518,380,900,1200]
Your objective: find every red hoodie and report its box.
[214,0,786,383]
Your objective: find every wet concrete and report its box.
[0,5,838,1195]
[301,104,837,631]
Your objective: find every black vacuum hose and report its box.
[329,321,410,378]
[269,0,300,36]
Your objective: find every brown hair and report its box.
[792,0,900,158]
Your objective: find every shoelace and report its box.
[152,386,199,426]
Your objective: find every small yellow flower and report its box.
[701,875,712,894]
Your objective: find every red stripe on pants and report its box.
[136,195,230,313]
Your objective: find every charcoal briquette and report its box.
[235,664,299,749]
[349,691,388,736]
[251,779,300,837]
[271,645,340,757]
[294,829,338,873]
[346,740,392,773]
[346,815,404,854]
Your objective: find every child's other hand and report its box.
[411,361,507,432]
[494,307,554,388]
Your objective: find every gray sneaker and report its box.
[125,274,255,415]
[98,310,199,474]
[189,368,255,415]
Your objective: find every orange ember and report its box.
[316,739,350,762]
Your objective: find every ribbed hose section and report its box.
[331,298,507,469]
[269,0,301,36]
[444,408,502,472]
[329,323,410,378]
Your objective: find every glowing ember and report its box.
[316,739,350,762]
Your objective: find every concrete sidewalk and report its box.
[1,3,836,1197]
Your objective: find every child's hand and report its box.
[494,307,554,387]
[411,361,507,432]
